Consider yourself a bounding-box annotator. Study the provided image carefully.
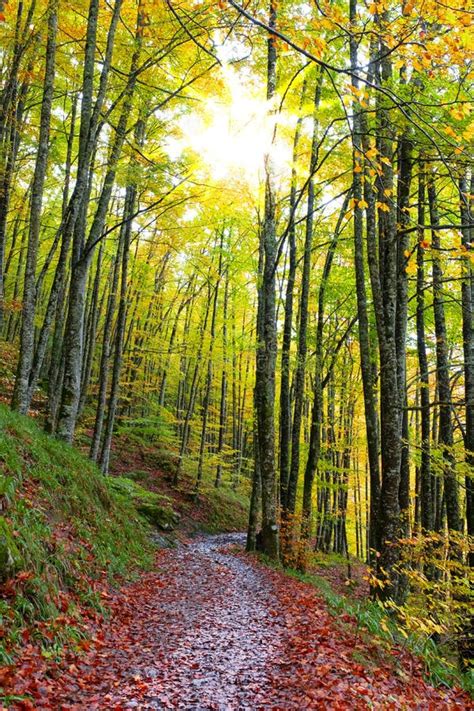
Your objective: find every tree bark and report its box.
[428,177,461,534]
[349,3,381,563]
[416,166,433,532]
[215,269,229,488]
[11,0,58,413]
[57,4,140,442]
[286,72,322,517]
[255,1,279,559]
[279,84,306,507]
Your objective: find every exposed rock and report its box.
[137,501,180,530]
[0,517,22,581]
[107,476,180,531]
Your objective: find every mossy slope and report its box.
[0,404,153,664]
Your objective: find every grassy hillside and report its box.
[0,404,154,665]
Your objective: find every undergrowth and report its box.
[194,483,249,533]
[258,554,474,696]
[110,429,250,535]
[0,404,153,667]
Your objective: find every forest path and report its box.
[37,534,467,709]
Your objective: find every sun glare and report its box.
[171,68,293,187]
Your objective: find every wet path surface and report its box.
[54,534,285,709]
[152,535,281,707]
[31,533,470,710]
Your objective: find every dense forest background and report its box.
[0,0,473,674]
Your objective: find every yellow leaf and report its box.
[463,124,474,140]
[358,199,368,209]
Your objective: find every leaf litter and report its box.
[1,534,471,709]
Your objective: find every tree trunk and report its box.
[215,269,229,488]
[90,244,122,460]
[196,237,223,490]
[279,84,306,506]
[428,177,461,534]
[254,1,279,559]
[11,0,58,413]
[458,172,474,668]
[99,186,136,474]
[349,0,381,564]
[57,7,140,442]
[286,72,322,517]
[416,166,433,532]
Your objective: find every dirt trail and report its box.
[10,534,471,709]
[53,534,283,709]
[119,534,283,708]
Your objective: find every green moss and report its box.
[107,475,179,530]
[196,484,249,533]
[126,469,151,482]
[136,501,178,528]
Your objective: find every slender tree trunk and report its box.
[247,233,265,550]
[458,173,474,667]
[175,292,212,484]
[0,1,37,329]
[416,166,433,532]
[99,185,136,474]
[459,174,474,559]
[3,204,26,339]
[349,0,381,563]
[396,136,413,537]
[11,0,58,412]
[159,280,196,408]
[286,73,322,518]
[254,1,279,559]
[394,134,413,601]
[57,8,140,442]
[428,177,461,535]
[279,85,306,506]
[246,404,262,552]
[196,239,223,490]
[78,242,104,416]
[90,245,122,460]
[367,17,403,600]
[215,270,229,488]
